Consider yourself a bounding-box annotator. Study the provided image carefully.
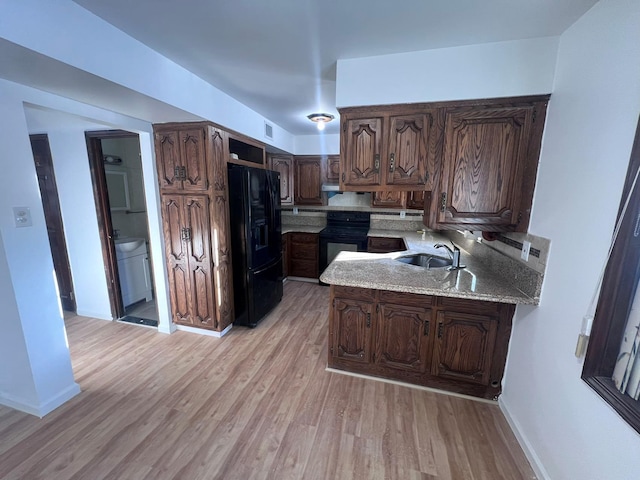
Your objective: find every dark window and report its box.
[582,116,640,434]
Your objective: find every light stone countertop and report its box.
[281,225,324,234]
[320,229,537,305]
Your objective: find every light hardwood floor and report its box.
[0,281,536,480]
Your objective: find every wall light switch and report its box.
[293,207,299,215]
[13,207,33,228]
[521,240,531,261]
[399,210,406,219]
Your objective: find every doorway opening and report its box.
[86,130,159,327]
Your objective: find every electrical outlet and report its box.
[521,240,531,261]
[293,207,299,215]
[13,207,32,227]
[399,210,406,219]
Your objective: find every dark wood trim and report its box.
[338,94,551,115]
[582,115,640,434]
[85,130,138,319]
[30,134,77,312]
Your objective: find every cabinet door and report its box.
[342,117,383,187]
[406,191,426,210]
[155,131,182,190]
[438,107,533,229]
[331,298,374,364]
[326,155,340,183]
[371,191,406,209]
[161,195,192,325]
[282,233,289,278]
[432,311,498,385]
[294,156,323,205]
[386,113,431,187]
[184,196,216,328]
[271,155,294,205]
[375,303,432,373]
[179,128,208,192]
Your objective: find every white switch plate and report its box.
[293,207,299,215]
[13,207,33,228]
[399,210,406,219]
[521,240,531,261]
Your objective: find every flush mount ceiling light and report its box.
[307,113,334,131]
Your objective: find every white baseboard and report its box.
[0,382,81,418]
[499,397,550,480]
[176,323,232,338]
[286,276,319,284]
[75,309,112,321]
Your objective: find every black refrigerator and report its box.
[227,164,283,327]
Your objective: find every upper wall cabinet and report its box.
[269,154,294,205]
[426,97,549,232]
[155,128,209,192]
[340,108,435,192]
[294,156,324,205]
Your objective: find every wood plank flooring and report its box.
[0,281,536,480]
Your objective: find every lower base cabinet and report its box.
[328,285,515,399]
[288,232,319,278]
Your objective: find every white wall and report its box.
[294,134,340,155]
[501,1,640,479]
[336,37,558,107]
[0,87,80,416]
[0,0,296,152]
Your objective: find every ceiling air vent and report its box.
[264,121,273,140]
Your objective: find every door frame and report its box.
[85,129,140,320]
[30,134,77,312]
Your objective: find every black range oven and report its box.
[319,211,371,278]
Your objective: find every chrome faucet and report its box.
[434,242,464,270]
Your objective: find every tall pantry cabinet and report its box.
[154,122,234,332]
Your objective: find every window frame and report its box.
[582,116,640,434]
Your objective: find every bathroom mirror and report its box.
[105,170,130,211]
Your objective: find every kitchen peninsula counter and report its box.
[321,230,539,306]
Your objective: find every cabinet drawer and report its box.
[290,243,318,260]
[379,290,433,307]
[289,233,318,244]
[333,285,377,302]
[438,296,500,314]
[289,259,318,278]
[367,236,406,253]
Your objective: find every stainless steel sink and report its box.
[395,253,453,269]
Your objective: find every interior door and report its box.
[29,134,76,312]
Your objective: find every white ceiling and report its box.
[70,0,596,135]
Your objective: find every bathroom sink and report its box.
[115,237,145,253]
[395,253,452,269]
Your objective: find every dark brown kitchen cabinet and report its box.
[326,155,341,183]
[371,190,426,210]
[294,156,324,205]
[432,310,498,385]
[288,232,319,278]
[339,107,434,192]
[426,97,549,232]
[375,302,431,373]
[385,114,430,187]
[282,233,289,278]
[328,285,515,399]
[371,190,405,208]
[367,236,406,253]
[341,117,383,188]
[269,155,294,205]
[331,297,374,364]
[406,190,427,210]
[155,128,209,192]
[161,194,215,328]
[154,122,235,333]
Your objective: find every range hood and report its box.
[321,183,341,192]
